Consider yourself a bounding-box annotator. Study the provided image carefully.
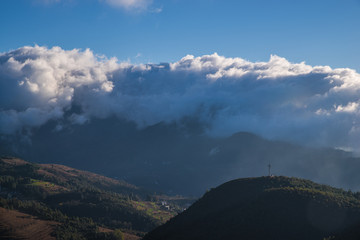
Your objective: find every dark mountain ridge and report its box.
[144,176,360,240]
[2,118,358,196]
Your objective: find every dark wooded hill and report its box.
[144,176,360,240]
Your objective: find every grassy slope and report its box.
[144,176,360,240]
[0,157,192,239]
[0,207,57,240]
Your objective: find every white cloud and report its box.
[335,102,359,113]
[105,0,153,11]
[34,0,157,12]
[1,46,360,150]
[0,45,116,133]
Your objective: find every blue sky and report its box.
[1,0,360,70]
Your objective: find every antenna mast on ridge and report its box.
[268,163,271,176]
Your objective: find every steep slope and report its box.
[0,157,192,239]
[144,176,360,240]
[0,207,57,240]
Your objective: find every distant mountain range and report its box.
[2,118,359,196]
[144,176,360,240]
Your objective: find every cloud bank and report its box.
[1,46,360,150]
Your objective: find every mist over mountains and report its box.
[1,46,360,149]
[2,117,359,196]
[2,46,360,196]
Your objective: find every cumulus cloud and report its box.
[1,46,360,150]
[105,0,153,11]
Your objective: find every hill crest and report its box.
[144,176,360,240]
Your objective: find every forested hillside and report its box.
[0,157,193,240]
[144,176,360,240]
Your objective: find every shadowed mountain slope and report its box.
[0,207,57,240]
[144,176,360,240]
[0,157,192,239]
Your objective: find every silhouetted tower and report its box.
[268,163,271,176]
